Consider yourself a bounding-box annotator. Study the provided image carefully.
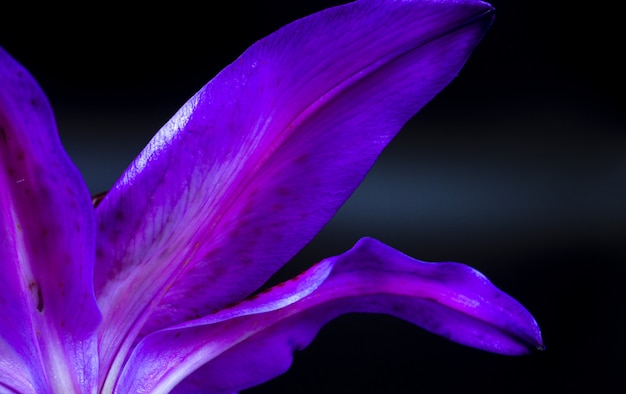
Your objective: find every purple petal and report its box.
[93,0,494,379]
[115,237,543,393]
[0,47,101,392]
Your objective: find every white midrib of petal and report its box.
[125,260,335,393]
[39,325,87,394]
[11,206,84,393]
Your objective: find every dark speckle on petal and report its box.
[36,286,44,313]
[114,209,125,221]
[276,186,290,197]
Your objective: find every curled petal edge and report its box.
[118,237,543,393]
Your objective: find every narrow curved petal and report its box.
[0,47,101,392]
[116,237,543,393]
[94,0,494,380]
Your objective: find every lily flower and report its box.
[0,0,543,392]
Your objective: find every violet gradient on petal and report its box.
[93,0,496,385]
[0,1,545,393]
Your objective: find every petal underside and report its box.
[116,238,543,393]
[0,47,101,392]
[93,0,494,384]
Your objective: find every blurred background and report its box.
[1,0,623,392]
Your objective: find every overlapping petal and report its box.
[0,48,101,392]
[115,238,543,393]
[93,0,495,383]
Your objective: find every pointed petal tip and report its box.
[530,334,546,353]
[518,328,545,355]
[457,0,496,30]
[517,338,545,355]
[350,237,544,357]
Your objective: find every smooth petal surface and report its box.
[116,238,543,393]
[0,48,101,392]
[94,1,494,382]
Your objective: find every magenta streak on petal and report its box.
[93,1,495,387]
[0,47,101,393]
[116,238,543,393]
[116,259,336,393]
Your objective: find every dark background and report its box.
[2,1,624,392]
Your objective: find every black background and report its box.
[1,1,624,392]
